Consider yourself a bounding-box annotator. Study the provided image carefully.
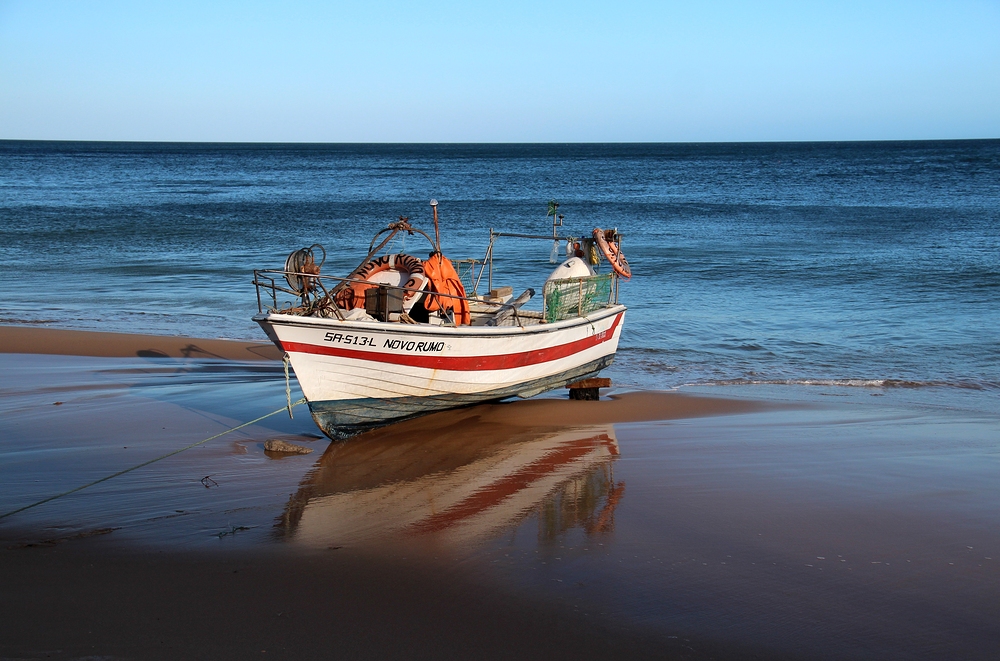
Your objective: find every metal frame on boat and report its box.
[252,203,628,440]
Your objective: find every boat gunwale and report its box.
[254,304,626,339]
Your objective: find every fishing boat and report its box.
[252,200,630,440]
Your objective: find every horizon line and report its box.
[2,137,998,146]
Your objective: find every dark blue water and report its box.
[2,140,999,398]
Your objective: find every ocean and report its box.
[2,140,998,402]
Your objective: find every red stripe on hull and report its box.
[280,313,622,372]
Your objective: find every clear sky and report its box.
[1,0,998,142]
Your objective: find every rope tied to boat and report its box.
[0,398,307,522]
[283,352,294,418]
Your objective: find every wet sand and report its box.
[3,543,686,660]
[3,325,1000,659]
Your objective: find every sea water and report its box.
[2,140,998,404]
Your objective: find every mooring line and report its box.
[0,397,307,522]
[283,353,294,418]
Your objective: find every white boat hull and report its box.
[255,305,625,438]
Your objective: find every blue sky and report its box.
[1,0,998,141]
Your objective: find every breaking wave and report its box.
[687,378,998,391]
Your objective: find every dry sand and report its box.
[3,325,1000,660]
[0,324,283,360]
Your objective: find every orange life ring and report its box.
[593,228,631,279]
[335,253,427,310]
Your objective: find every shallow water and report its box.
[0,354,317,547]
[471,405,1000,660]
[280,386,1000,660]
[2,140,999,403]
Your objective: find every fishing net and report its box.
[543,273,613,323]
[454,259,482,296]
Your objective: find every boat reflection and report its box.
[276,406,624,547]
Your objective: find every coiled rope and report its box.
[0,397,307,522]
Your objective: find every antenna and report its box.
[547,200,562,263]
[547,199,561,239]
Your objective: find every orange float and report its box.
[335,254,427,310]
[592,228,631,279]
[422,253,471,325]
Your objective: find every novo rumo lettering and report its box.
[383,339,445,352]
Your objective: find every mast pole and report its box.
[430,199,441,254]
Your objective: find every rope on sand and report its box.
[0,397,307,522]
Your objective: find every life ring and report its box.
[335,253,428,311]
[593,228,631,279]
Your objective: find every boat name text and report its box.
[383,339,446,352]
[321,332,445,353]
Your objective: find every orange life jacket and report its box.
[422,254,471,326]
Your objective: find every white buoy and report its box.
[545,257,595,283]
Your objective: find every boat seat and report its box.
[482,289,535,326]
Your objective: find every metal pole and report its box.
[430,199,441,253]
[488,229,494,292]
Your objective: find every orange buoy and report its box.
[335,254,427,310]
[593,228,631,279]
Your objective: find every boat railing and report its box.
[254,224,622,324]
[253,268,525,323]
[454,258,484,297]
[482,229,623,307]
[253,268,617,326]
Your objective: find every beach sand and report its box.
[0,324,283,361]
[2,325,999,659]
